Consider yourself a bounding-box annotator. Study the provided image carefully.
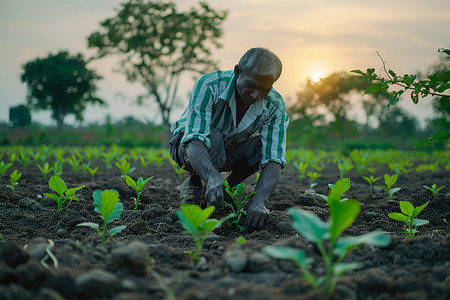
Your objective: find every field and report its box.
[0,147,449,300]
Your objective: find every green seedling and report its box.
[422,184,445,197]
[293,161,308,183]
[176,204,233,262]
[125,176,153,210]
[77,189,127,243]
[336,158,354,179]
[115,159,136,178]
[169,160,185,183]
[388,200,430,238]
[314,178,350,202]
[0,161,13,184]
[264,178,390,296]
[223,180,255,232]
[43,175,85,212]
[140,155,152,168]
[53,161,63,176]
[234,236,247,245]
[377,173,401,199]
[362,175,381,194]
[17,151,33,172]
[8,170,22,193]
[67,155,81,172]
[102,152,115,170]
[87,167,99,182]
[37,162,53,180]
[306,171,321,182]
[306,182,318,194]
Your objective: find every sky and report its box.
[1,0,449,127]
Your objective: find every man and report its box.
[169,47,289,233]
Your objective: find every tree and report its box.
[21,51,104,129]
[9,105,31,128]
[294,72,374,137]
[87,0,227,140]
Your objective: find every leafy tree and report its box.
[87,0,227,139]
[9,105,31,127]
[21,51,104,128]
[294,72,376,137]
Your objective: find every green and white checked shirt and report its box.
[170,70,289,168]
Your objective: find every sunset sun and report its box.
[311,71,325,83]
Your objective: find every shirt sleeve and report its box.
[180,77,214,149]
[259,107,289,169]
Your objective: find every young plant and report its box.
[223,180,255,232]
[314,178,350,202]
[125,176,153,210]
[377,173,401,199]
[388,200,430,238]
[263,179,391,296]
[53,161,63,176]
[17,151,33,171]
[0,161,13,185]
[176,204,232,262]
[169,160,185,183]
[43,175,85,212]
[115,159,136,178]
[37,162,53,181]
[77,189,127,243]
[422,184,445,197]
[336,157,354,179]
[87,166,99,182]
[362,175,381,194]
[293,161,308,184]
[306,171,321,182]
[8,170,22,193]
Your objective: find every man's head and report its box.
[234,48,282,105]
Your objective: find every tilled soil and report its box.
[0,157,449,300]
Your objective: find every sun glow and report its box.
[311,71,325,83]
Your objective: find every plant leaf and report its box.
[388,212,409,223]
[412,201,430,219]
[48,175,67,196]
[399,201,414,217]
[288,207,331,243]
[263,246,313,267]
[329,199,361,241]
[77,222,99,229]
[335,231,391,258]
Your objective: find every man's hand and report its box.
[204,179,224,207]
[243,197,270,233]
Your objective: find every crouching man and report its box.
[169,47,289,233]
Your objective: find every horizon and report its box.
[1,0,449,128]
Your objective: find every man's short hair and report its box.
[238,48,282,81]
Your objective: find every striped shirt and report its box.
[170,70,289,168]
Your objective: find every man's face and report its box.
[235,65,276,106]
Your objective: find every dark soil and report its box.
[0,153,449,300]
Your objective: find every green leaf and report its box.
[108,225,127,236]
[288,207,331,243]
[399,201,414,217]
[364,83,385,94]
[350,69,365,76]
[412,218,429,227]
[77,222,99,230]
[412,201,430,219]
[99,190,122,222]
[334,262,363,277]
[65,186,84,197]
[43,193,61,202]
[125,176,138,190]
[329,199,361,241]
[263,246,313,267]
[201,219,221,232]
[335,231,391,258]
[176,210,196,234]
[384,174,398,187]
[388,212,409,223]
[48,175,67,196]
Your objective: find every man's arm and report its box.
[185,140,224,207]
[243,161,281,232]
